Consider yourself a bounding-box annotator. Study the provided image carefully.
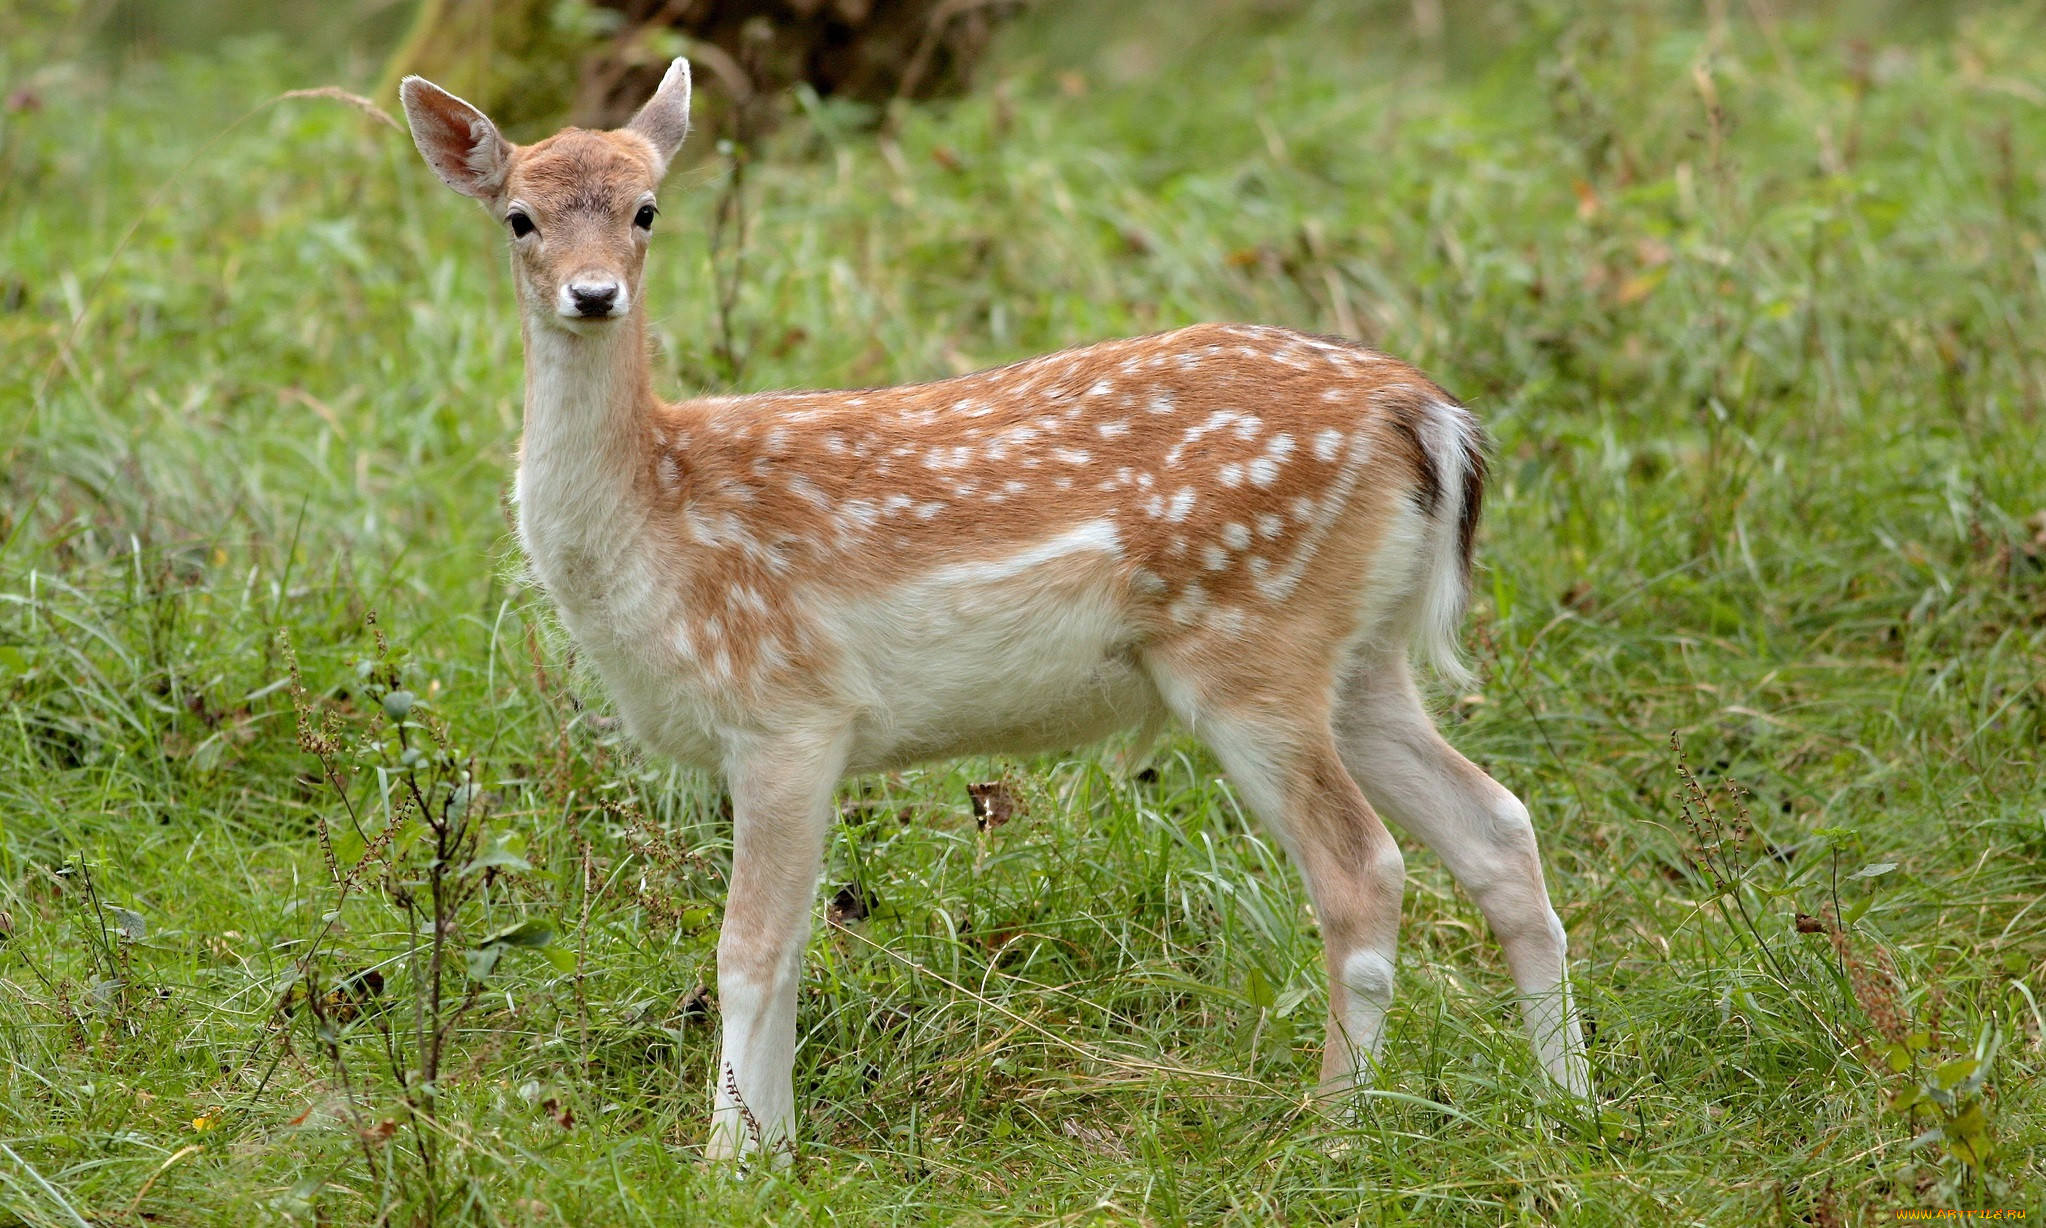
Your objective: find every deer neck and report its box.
[515,311,658,594]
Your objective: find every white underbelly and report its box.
[822,522,1159,771]
[851,648,1161,772]
[540,517,1160,775]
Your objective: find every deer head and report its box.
[399,60,692,332]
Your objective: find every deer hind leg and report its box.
[1334,654,1591,1097]
[1151,663,1407,1093]
[707,727,850,1164]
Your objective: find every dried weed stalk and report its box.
[1813,907,2003,1192]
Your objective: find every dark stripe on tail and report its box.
[1384,395,1443,517]
[1456,424,1487,593]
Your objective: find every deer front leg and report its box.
[707,728,850,1164]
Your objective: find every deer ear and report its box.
[626,58,692,176]
[399,75,513,200]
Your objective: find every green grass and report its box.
[3,0,2045,1222]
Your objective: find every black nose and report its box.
[571,284,618,316]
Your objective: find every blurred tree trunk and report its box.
[381,0,1025,141]
[379,0,601,137]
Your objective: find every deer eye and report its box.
[634,203,657,230]
[507,211,535,238]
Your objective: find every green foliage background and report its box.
[1,0,2043,1222]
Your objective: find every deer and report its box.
[399,58,1591,1163]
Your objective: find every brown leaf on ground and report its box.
[828,882,873,925]
[967,780,1018,831]
[1808,1181,1842,1228]
[1574,178,1601,220]
[673,983,714,1022]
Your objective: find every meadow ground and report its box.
[2,1,2044,1222]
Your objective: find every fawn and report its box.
[400,59,1590,1162]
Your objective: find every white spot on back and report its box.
[786,475,833,510]
[922,445,976,470]
[836,499,879,534]
[1166,408,1266,467]
[1206,606,1247,635]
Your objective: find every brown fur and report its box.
[623,323,1469,710]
